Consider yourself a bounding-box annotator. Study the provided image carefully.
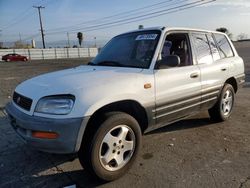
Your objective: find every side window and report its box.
[192,33,213,64]
[161,33,192,67]
[206,34,220,61]
[214,34,234,58]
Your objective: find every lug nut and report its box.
[117,151,120,155]
[112,150,116,153]
[121,145,124,148]
[119,140,122,144]
[113,143,116,146]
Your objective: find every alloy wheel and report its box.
[99,125,135,171]
[221,89,233,116]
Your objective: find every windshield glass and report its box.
[91,30,161,68]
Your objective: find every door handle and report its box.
[190,72,199,78]
[221,67,227,71]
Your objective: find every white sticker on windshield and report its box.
[136,34,158,40]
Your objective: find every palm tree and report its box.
[77,32,83,47]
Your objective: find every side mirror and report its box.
[156,55,180,69]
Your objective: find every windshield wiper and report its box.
[96,61,124,67]
[88,62,96,66]
[88,61,142,68]
[125,64,143,68]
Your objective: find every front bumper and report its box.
[5,102,90,154]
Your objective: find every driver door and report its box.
[154,32,202,128]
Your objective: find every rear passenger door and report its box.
[154,32,201,127]
[190,32,231,110]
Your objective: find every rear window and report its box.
[191,33,213,64]
[214,34,234,58]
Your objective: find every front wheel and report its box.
[78,112,141,181]
[209,83,235,122]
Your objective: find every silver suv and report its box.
[6,27,245,181]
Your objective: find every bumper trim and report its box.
[5,102,90,154]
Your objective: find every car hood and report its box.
[15,65,143,99]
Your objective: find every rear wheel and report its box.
[78,112,141,181]
[209,84,235,122]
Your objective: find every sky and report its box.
[0,0,250,47]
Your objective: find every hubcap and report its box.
[221,89,233,116]
[99,125,135,171]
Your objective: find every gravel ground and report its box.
[0,43,250,188]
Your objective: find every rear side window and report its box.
[191,33,213,64]
[206,34,220,61]
[214,34,234,58]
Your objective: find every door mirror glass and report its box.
[156,55,180,69]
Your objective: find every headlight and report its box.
[35,95,75,115]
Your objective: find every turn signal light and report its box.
[32,131,59,139]
[144,83,152,89]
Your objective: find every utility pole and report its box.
[67,32,70,48]
[94,37,97,47]
[33,6,46,49]
[19,32,22,42]
[0,30,2,48]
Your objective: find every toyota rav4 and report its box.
[6,27,245,181]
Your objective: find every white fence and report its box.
[0,48,98,61]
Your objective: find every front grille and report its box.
[13,92,33,111]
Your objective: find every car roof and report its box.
[120,26,226,36]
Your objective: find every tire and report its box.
[78,112,141,181]
[208,83,235,122]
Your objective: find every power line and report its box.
[47,0,179,32]
[79,0,216,33]
[81,0,216,33]
[47,0,189,33]
[100,0,187,22]
[46,0,215,35]
[1,9,35,30]
[3,0,215,44]
[1,0,46,30]
[33,6,46,48]
[47,0,210,34]
[1,0,55,44]
[74,0,208,32]
[1,0,53,31]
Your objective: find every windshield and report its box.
[91,30,161,68]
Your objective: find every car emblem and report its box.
[17,97,21,104]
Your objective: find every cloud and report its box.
[240,12,250,16]
[199,0,250,8]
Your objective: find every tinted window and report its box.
[206,34,220,61]
[214,34,234,58]
[192,33,213,64]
